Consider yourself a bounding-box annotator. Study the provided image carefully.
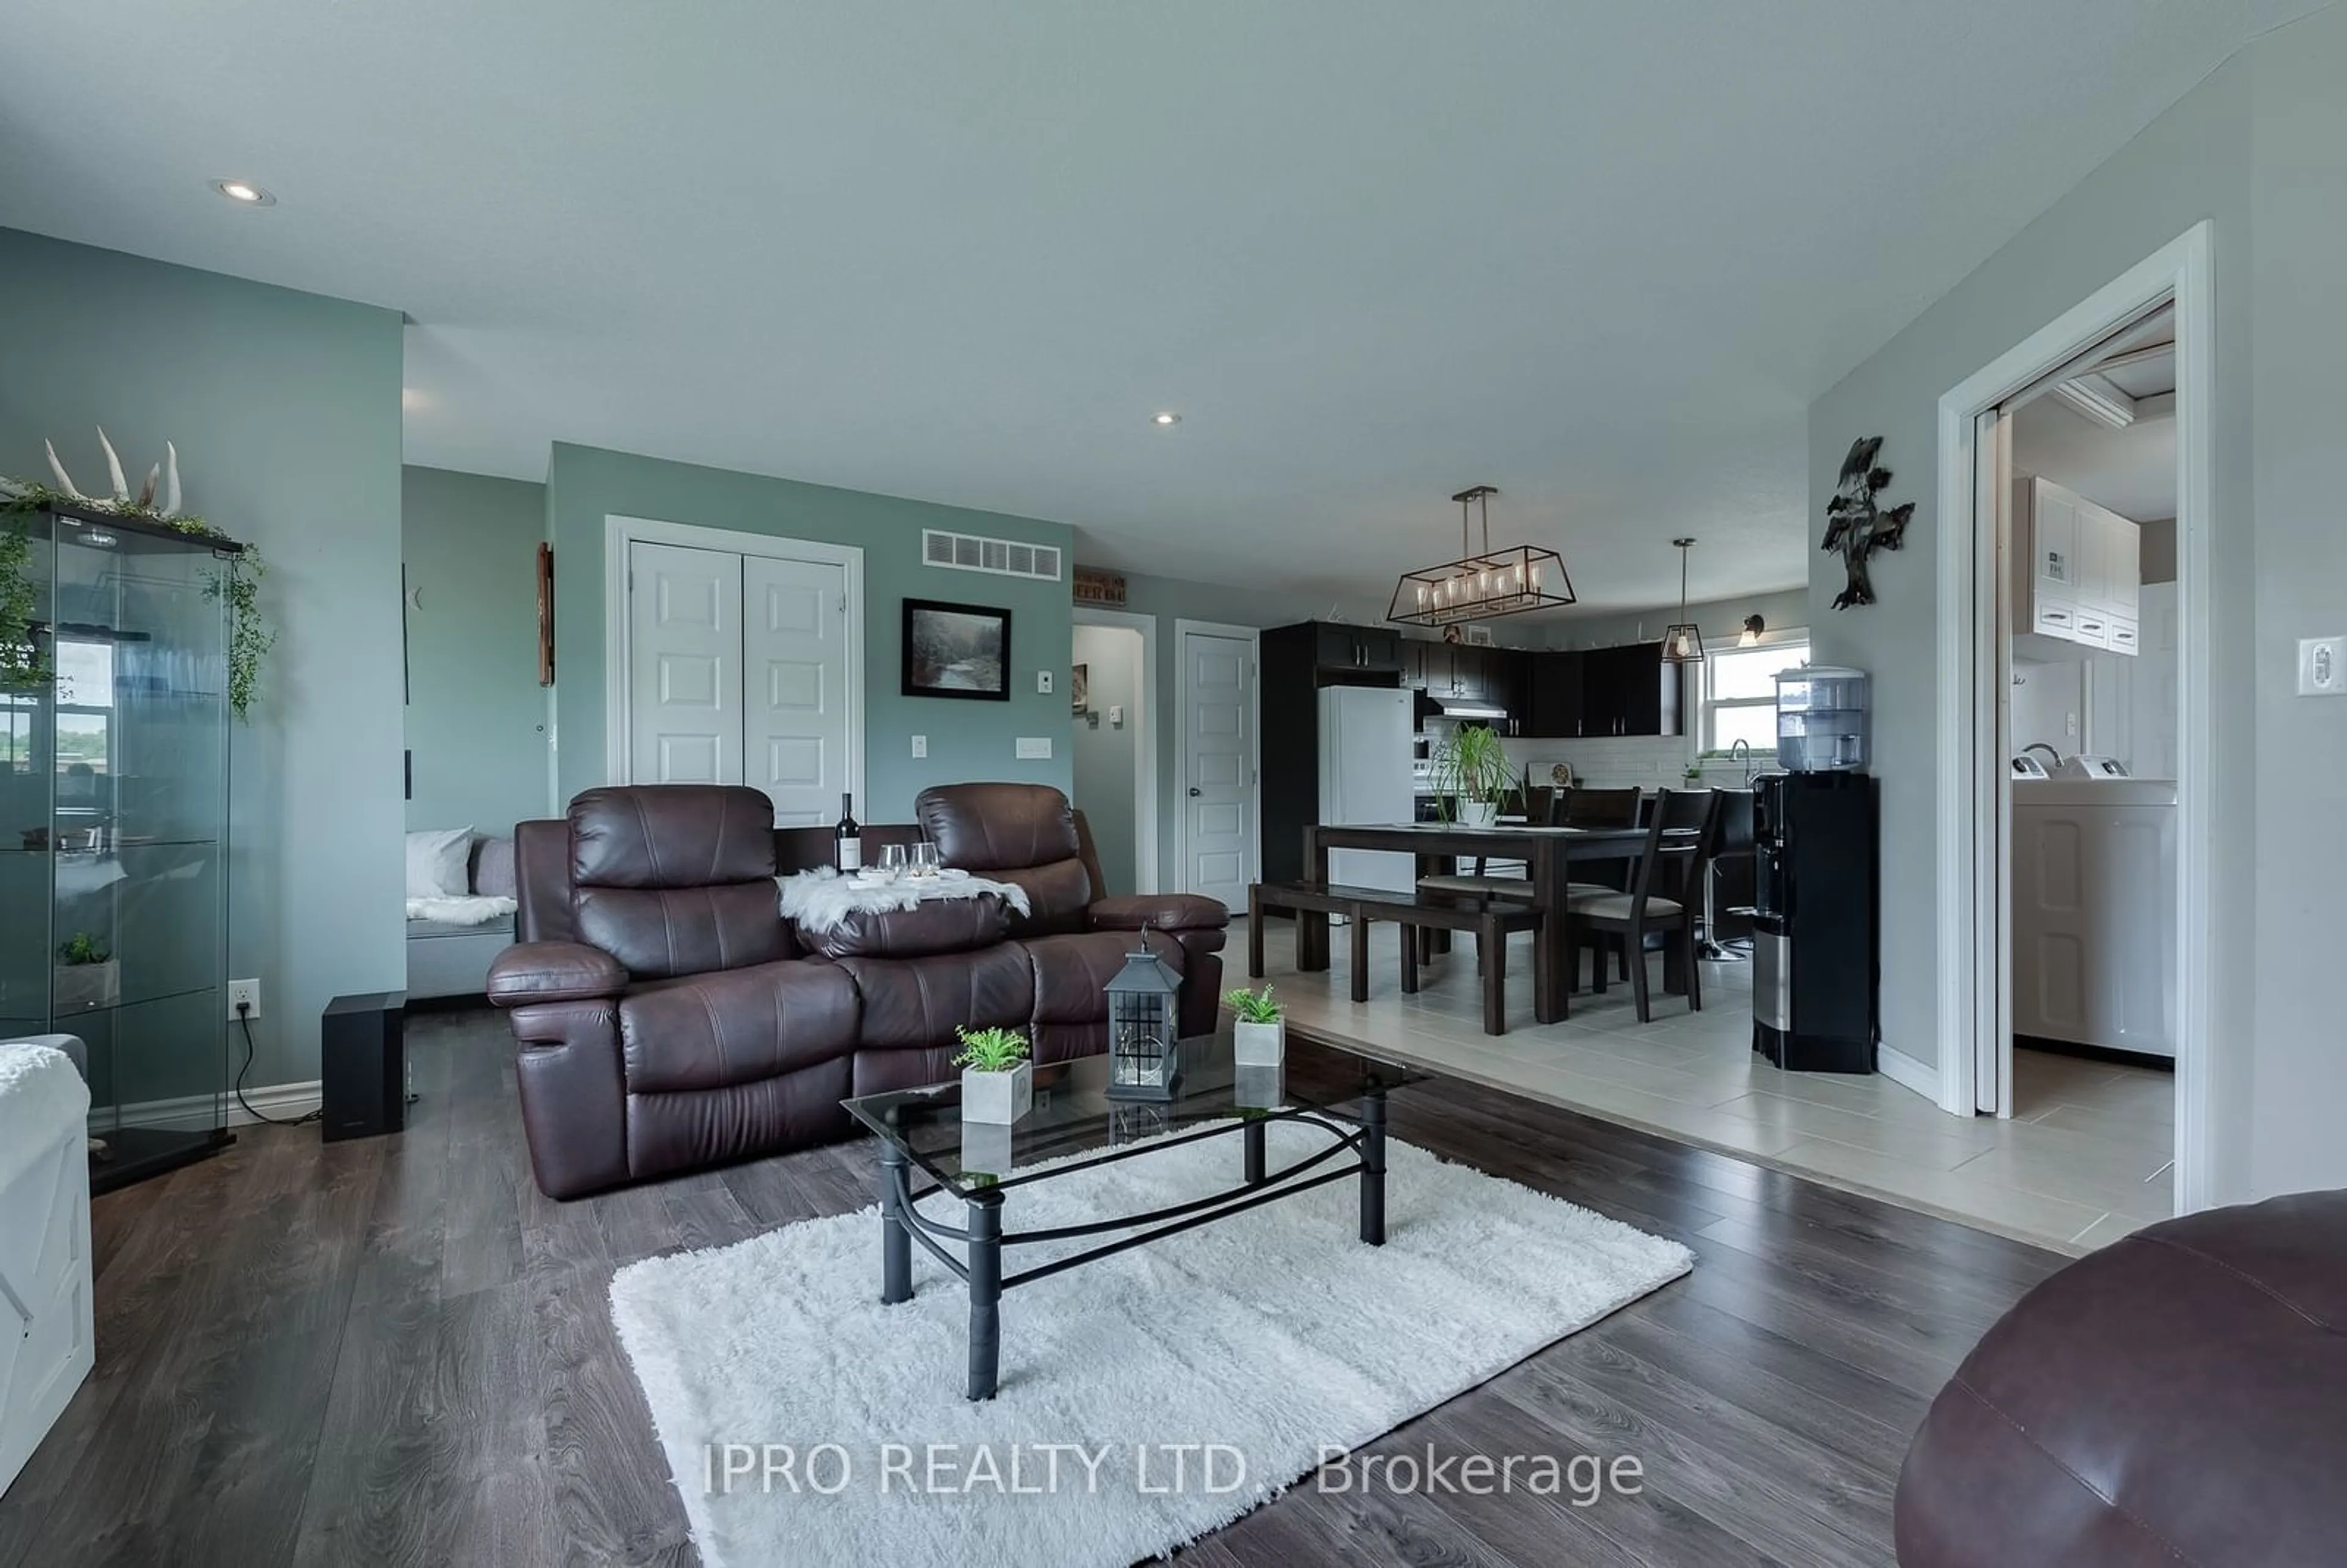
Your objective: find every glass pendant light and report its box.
[1661,538,1704,665]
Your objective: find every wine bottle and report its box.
[834,792,862,872]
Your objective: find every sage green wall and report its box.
[0,227,405,1088]
[402,466,553,837]
[547,442,1074,819]
[1069,623,1142,896]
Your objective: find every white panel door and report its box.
[628,541,742,785]
[744,553,850,827]
[1181,630,1256,912]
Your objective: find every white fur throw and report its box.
[778,866,1031,934]
[0,1039,93,1195]
[405,894,518,926]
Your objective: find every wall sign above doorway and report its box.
[1073,565,1127,607]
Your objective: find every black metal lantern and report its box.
[1104,932,1182,1102]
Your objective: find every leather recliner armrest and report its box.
[488,941,628,1007]
[1088,893,1230,934]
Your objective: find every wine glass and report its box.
[911,841,941,879]
[878,843,908,879]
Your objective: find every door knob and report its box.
[1189,787,1202,797]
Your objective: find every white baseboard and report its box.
[88,1079,323,1134]
[1876,1045,1939,1104]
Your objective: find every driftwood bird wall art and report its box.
[1820,435,1914,610]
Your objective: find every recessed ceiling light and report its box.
[210,179,276,207]
[1151,411,1181,427]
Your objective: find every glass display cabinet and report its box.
[1,498,235,1192]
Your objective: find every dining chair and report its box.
[1560,788,1643,901]
[1412,785,1562,903]
[1571,788,1722,1023]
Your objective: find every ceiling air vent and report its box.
[922,529,1063,582]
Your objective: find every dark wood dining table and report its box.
[1299,821,1654,1025]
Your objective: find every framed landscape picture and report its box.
[902,598,1012,700]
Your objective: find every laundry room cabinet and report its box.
[2015,475,2143,658]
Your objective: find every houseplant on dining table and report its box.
[1429,724,1516,828]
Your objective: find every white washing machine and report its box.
[2010,767,2176,1058]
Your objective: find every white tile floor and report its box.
[1241,919,2175,1255]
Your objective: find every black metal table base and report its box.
[876,1088,1391,1401]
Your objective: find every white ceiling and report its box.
[2013,384,2178,523]
[0,1,2313,612]
[2013,313,2179,521]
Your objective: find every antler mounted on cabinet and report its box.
[40,430,183,518]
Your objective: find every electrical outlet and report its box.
[911,735,928,758]
[2298,636,2346,697]
[2065,711,2079,736]
[227,978,262,1019]
[1016,736,1052,760]
[1036,670,1054,695]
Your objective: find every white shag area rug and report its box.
[609,1118,1691,1568]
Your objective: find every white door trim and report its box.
[1172,619,1262,898]
[603,513,865,811]
[1932,221,2212,1212]
[1073,607,1160,895]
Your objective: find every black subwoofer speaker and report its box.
[321,991,408,1141]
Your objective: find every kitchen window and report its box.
[1700,636,1809,754]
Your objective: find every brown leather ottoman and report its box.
[1895,1190,2347,1566]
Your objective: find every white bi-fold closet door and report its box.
[625,540,853,826]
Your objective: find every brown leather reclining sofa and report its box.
[485,782,1230,1198]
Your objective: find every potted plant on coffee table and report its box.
[1431,724,1515,829]
[53,932,119,1014]
[954,1025,1033,1124]
[1225,984,1285,1066]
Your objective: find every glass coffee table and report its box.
[842,1034,1428,1400]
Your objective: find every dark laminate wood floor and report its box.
[0,1009,2062,1567]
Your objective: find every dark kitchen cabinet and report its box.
[1524,643,1684,738]
[1580,642,1684,738]
[1310,622,1401,673]
[1261,622,1404,888]
[1526,651,1584,738]
[1401,638,1436,691]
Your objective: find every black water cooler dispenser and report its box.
[1752,667,1879,1072]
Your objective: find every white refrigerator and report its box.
[1317,686,1417,894]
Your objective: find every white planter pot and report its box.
[51,961,118,1015]
[1460,799,1500,829]
[960,1061,1034,1124]
[1233,1019,1285,1068]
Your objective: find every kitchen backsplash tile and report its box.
[1509,733,1693,789]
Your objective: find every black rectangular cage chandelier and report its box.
[1387,485,1577,628]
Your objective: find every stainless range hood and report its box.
[1415,690,1510,724]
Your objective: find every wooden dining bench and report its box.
[1247,881,1545,1035]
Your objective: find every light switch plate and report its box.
[1016,736,1052,759]
[911,735,927,758]
[2299,636,2347,697]
[1036,670,1054,694]
[1107,704,1123,727]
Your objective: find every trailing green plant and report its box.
[1,480,274,720]
[952,1025,1031,1072]
[0,519,46,693]
[56,932,112,966]
[204,546,274,722]
[1224,984,1282,1024]
[1429,724,1515,815]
